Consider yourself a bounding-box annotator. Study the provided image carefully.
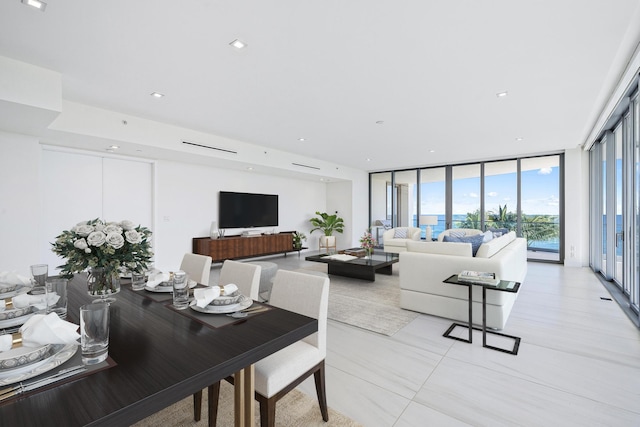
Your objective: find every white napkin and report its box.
[146,272,170,288]
[193,284,239,308]
[12,292,60,310]
[0,335,12,352]
[19,313,80,348]
[0,271,31,286]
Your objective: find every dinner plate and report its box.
[0,343,77,386]
[0,312,35,329]
[0,284,32,300]
[189,295,253,314]
[145,279,197,293]
[0,305,33,322]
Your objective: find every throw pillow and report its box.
[488,227,509,238]
[394,228,408,238]
[448,230,467,238]
[482,230,494,243]
[443,233,485,256]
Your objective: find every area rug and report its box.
[296,263,418,336]
[132,380,362,427]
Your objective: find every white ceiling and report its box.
[1,0,640,172]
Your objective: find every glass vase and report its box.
[88,267,120,304]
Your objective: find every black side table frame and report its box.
[442,275,521,355]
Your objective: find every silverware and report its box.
[0,365,87,401]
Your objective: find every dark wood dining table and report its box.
[0,275,318,426]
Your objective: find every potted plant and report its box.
[292,231,307,250]
[309,211,344,252]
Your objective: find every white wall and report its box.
[564,148,590,267]
[153,159,330,269]
[0,132,41,273]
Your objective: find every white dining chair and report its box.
[217,259,261,301]
[193,269,330,427]
[180,253,212,285]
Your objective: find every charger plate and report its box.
[0,344,51,370]
[144,280,197,293]
[0,343,77,386]
[0,305,33,322]
[189,295,253,314]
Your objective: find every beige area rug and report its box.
[132,380,362,427]
[297,263,418,336]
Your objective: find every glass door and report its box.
[419,167,446,240]
[520,156,561,262]
[452,164,481,229]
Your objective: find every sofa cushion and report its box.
[443,234,484,256]
[406,241,472,257]
[437,228,482,242]
[481,230,494,243]
[394,228,408,238]
[475,231,516,258]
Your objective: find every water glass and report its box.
[172,270,189,310]
[46,278,68,319]
[30,264,48,287]
[130,271,147,291]
[80,302,110,365]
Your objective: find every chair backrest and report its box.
[218,260,261,300]
[180,253,212,285]
[269,270,330,358]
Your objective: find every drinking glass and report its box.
[46,278,68,319]
[80,302,110,365]
[30,264,48,287]
[172,270,189,310]
[130,270,147,291]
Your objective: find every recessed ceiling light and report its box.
[496,91,508,98]
[21,0,46,11]
[298,138,305,142]
[429,150,435,153]
[247,167,254,171]
[376,120,384,124]
[366,158,372,162]
[515,137,524,141]
[150,92,164,98]
[110,145,120,149]
[230,39,247,49]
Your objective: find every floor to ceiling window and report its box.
[370,154,564,262]
[589,83,639,325]
[521,156,561,262]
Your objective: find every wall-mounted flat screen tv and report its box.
[219,191,279,229]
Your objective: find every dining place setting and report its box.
[0,264,108,405]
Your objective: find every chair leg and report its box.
[314,361,329,421]
[258,395,277,427]
[207,382,221,427]
[193,390,202,422]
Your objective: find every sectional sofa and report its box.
[399,231,527,330]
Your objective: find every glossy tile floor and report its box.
[211,255,640,427]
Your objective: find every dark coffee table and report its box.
[305,249,398,281]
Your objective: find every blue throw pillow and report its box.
[488,227,510,238]
[443,233,485,256]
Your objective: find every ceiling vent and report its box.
[182,141,237,154]
[291,162,321,170]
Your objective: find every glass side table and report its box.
[442,274,522,355]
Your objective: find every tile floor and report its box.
[210,254,640,427]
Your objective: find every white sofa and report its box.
[399,231,527,329]
[382,227,421,253]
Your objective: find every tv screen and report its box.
[218,191,279,229]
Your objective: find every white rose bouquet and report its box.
[52,218,153,280]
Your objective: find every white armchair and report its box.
[382,227,421,253]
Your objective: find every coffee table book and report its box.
[457,270,500,286]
